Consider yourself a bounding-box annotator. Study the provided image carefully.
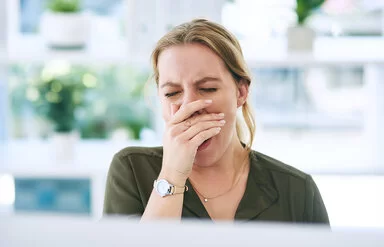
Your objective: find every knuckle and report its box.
[169,126,178,137]
[189,115,198,124]
[195,114,206,122]
[166,122,174,130]
[187,125,197,133]
[199,122,210,131]
[184,119,192,127]
[174,135,184,144]
[205,122,215,129]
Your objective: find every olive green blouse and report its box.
[103,146,329,224]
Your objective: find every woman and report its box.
[103,19,329,223]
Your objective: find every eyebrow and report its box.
[160,76,220,89]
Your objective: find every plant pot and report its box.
[287,26,315,53]
[40,11,89,49]
[51,131,78,164]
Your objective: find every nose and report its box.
[183,88,199,105]
[182,89,204,115]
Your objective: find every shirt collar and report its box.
[182,150,278,220]
[235,150,278,220]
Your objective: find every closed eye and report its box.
[201,88,217,92]
[164,91,180,97]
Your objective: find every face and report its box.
[157,43,248,166]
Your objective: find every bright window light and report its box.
[0,174,15,205]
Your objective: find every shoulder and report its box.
[109,146,164,176]
[114,146,163,160]
[251,149,308,181]
[104,146,163,215]
[107,146,163,192]
[249,150,329,223]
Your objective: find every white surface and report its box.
[253,130,376,174]
[364,65,384,171]
[4,35,384,66]
[244,37,384,67]
[313,175,384,228]
[7,35,130,65]
[1,139,383,227]
[0,140,146,176]
[0,130,380,175]
[0,215,383,247]
[0,173,383,228]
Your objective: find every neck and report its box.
[191,136,247,181]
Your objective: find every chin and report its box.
[193,137,222,167]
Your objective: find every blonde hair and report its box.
[151,19,256,149]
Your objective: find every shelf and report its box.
[260,111,362,130]
[7,35,131,65]
[0,130,379,176]
[243,37,384,67]
[5,35,384,67]
[0,140,148,177]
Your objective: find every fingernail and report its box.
[217,113,225,117]
[205,99,212,104]
[219,120,226,125]
[216,127,221,132]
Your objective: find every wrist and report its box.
[158,169,188,187]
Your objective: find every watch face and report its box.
[156,179,171,197]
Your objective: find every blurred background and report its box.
[0,0,383,228]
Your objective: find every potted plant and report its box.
[79,66,152,141]
[287,0,325,52]
[40,0,89,49]
[34,72,86,163]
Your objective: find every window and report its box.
[19,0,125,34]
[8,63,154,141]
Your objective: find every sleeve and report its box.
[303,175,330,225]
[103,153,144,216]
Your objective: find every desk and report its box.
[0,215,383,247]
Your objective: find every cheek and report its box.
[224,109,238,129]
[209,99,237,125]
[222,102,238,130]
[215,93,237,114]
[161,100,172,122]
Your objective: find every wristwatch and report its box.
[153,179,188,197]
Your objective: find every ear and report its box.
[236,80,249,108]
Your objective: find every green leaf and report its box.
[295,0,325,25]
[46,0,81,13]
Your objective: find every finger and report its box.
[171,99,212,124]
[170,113,225,137]
[171,103,181,116]
[189,127,222,148]
[179,120,225,141]
[186,112,225,127]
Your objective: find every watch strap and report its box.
[171,183,189,195]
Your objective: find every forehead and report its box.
[157,43,227,84]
